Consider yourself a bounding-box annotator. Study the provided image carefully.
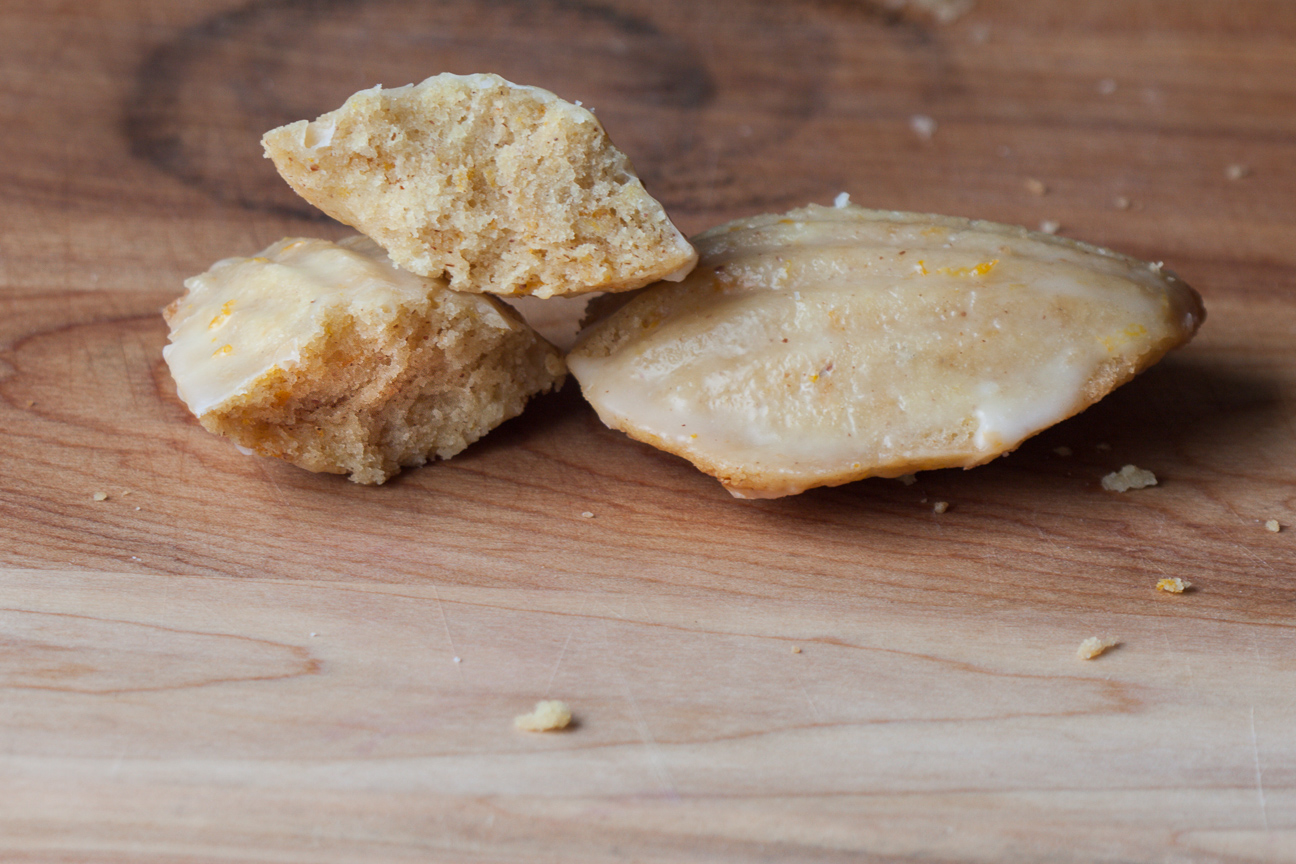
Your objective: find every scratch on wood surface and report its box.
[431,584,464,682]
[793,657,823,724]
[255,458,290,510]
[1221,500,1278,575]
[1248,705,1269,831]
[543,594,587,698]
[602,619,678,799]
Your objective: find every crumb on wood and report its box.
[1113,195,1131,210]
[898,473,918,486]
[933,501,949,514]
[1076,636,1118,660]
[1265,519,1281,533]
[910,114,937,140]
[580,511,594,518]
[1156,577,1192,594]
[791,646,802,654]
[1102,464,1157,492]
[1025,178,1047,196]
[1098,78,1117,95]
[1039,220,1060,235]
[92,491,108,501]
[1226,163,1251,181]
[514,699,572,732]
[1053,446,1073,457]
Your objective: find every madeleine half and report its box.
[567,204,1204,499]
[263,73,696,299]
[164,236,564,484]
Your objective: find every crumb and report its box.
[933,501,949,514]
[1025,178,1047,196]
[1226,163,1251,181]
[121,490,132,497]
[1156,577,1191,594]
[1039,220,1060,235]
[514,699,572,732]
[1265,519,1281,533]
[453,656,461,663]
[134,506,141,511]
[1097,78,1117,95]
[580,511,595,518]
[92,492,108,501]
[834,192,851,208]
[1113,195,1131,210]
[310,632,317,637]
[898,473,918,486]
[1095,442,1112,451]
[1077,636,1118,659]
[26,400,35,408]
[1053,446,1073,457]
[791,646,802,654]
[1102,464,1157,492]
[910,114,937,140]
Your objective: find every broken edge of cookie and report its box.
[262,73,697,299]
[163,236,565,484]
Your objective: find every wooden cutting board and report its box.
[2,1,1294,860]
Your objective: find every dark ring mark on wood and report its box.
[122,0,715,218]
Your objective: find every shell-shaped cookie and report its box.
[567,204,1204,499]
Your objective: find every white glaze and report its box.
[568,204,1204,497]
[163,236,510,418]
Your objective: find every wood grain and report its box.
[2,0,1295,861]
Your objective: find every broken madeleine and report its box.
[262,73,696,298]
[163,236,565,484]
[567,204,1204,499]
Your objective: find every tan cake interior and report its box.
[262,73,696,299]
[164,236,565,484]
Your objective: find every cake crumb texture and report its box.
[514,700,573,732]
[262,73,696,298]
[1102,464,1157,492]
[1076,636,1118,660]
[163,236,564,484]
